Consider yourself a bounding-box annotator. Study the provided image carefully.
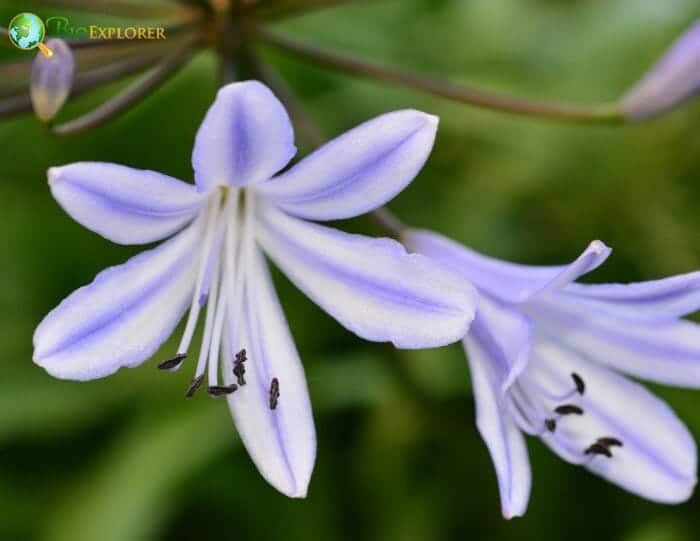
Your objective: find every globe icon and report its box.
[8,13,46,51]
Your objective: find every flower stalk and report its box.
[51,38,196,135]
[257,29,625,124]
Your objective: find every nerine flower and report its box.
[405,229,699,517]
[34,81,476,497]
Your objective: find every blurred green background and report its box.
[2,1,700,540]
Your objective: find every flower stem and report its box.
[51,40,195,135]
[0,94,32,118]
[257,29,625,124]
[39,0,199,19]
[242,0,366,20]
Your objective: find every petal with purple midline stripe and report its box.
[471,295,534,392]
[192,81,296,191]
[464,330,531,519]
[223,245,315,498]
[256,110,437,221]
[48,162,206,245]
[404,229,611,304]
[33,218,203,380]
[622,21,700,119]
[256,206,476,349]
[561,271,700,322]
[530,296,700,387]
[530,340,696,503]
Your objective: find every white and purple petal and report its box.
[622,21,700,120]
[530,341,696,503]
[256,206,476,349]
[256,110,438,221]
[465,327,532,519]
[562,271,700,322]
[33,217,204,380]
[48,162,206,245]
[530,297,700,387]
[404,229,610,304]
[192,81,296,191]
[224,246,315,497]
[472,295,534,392]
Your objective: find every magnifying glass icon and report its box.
[8,13,54,58]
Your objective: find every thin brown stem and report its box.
[370,208,406,238]
[0,47,180,119]
[0,94,33,118]
[72,51,167,93]
[38,0,199,19]
[51,40,195,135]
[216,6,238,85]
[258,29,625,124]
[241,0,367,20]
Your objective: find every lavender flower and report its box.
[623,21,700,119]
[405,229,699,517]
[30,38,75,122]
[33,81,476,497]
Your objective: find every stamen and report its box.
[192,251,222,386]
[207,384,238,397]
[207,248,230,388]
[233,348,247,385]
[597,437,623,448]
[224,189,252,372]
[545,418,557,432]
[176,195,222,357]
[554,404,584,416]
[571,373,585,395]
[157,353,186,370]
[185,374,204,398]
[269,377,280,410]
[584,443,613,458]
[198,217,226,306]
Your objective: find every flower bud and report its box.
[30,38,75,122]
[622,21,700,120]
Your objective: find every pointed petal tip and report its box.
[193,80,296,190]
[266,477,310,499]
[589,239,611,255]
[47,166,62,185]
[400,108,439,134]
[259,108,437,220]
[422,111,440,127]
[501,506,526,520]
[622,21,700,120]
[32,348,116,382]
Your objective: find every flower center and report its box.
[506,372,625,463]
[156,187,262,401]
